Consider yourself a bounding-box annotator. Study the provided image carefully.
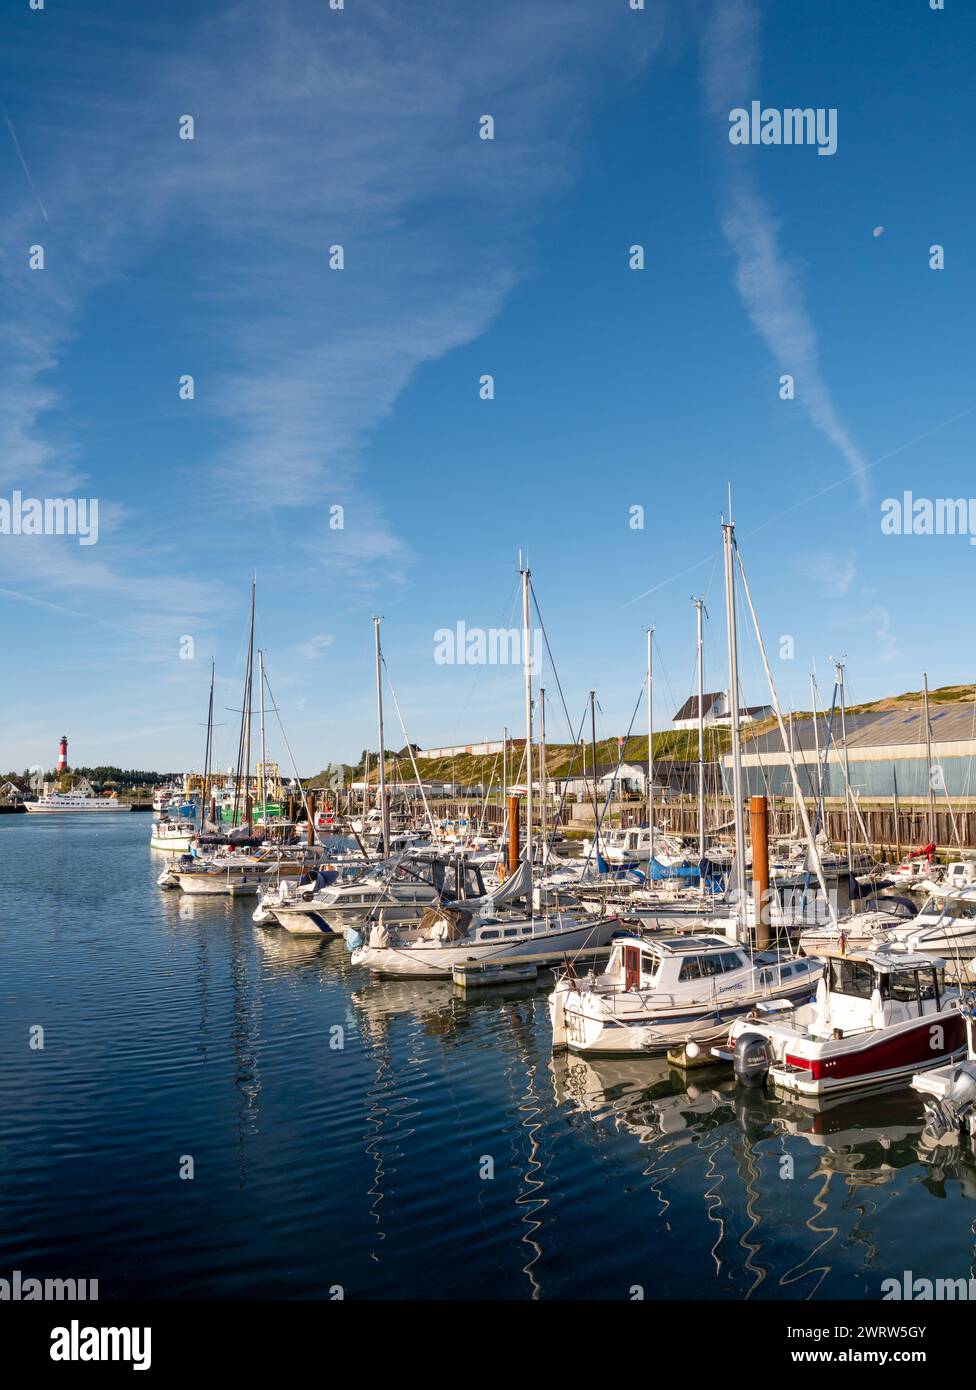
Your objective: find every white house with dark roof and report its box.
[672,691,773,730]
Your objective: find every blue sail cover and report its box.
[648,857,700,883]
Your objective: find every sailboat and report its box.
[350,560,622,977]
[549,513,825,1055]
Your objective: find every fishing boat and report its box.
[550,931,823,1054]
[715,945,966,1096]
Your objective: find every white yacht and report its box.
[550,932,823,1055]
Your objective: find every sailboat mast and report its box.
[244,577,255,824]
[200,660,214,831]
[521,559,533,871]
[923,671,937,845]
[646,626,654,861]
[539,688,547,848]
[722,518,747,917]
[589,689,599,861]
[836,660,853,873]
[694,597,706,863]
[810,671,822,804]
[373,616,390,854]
[258,649,267,827]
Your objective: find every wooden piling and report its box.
[750,795,770,949]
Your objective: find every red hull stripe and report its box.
[785,1014,966,1082]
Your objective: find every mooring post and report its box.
[750,794,771,948]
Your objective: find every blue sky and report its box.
[1,0,973,774]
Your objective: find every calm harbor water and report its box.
[3,814,976,1301]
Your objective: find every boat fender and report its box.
[733,1031,772,1088]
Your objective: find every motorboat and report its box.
[715,945,966,1096]
[268,853,486,936]
[796,897,918,956]
[549,931,824,1055]
[800,888,976,963]
[150,818,196,852]
[579,827,675,867]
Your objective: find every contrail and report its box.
[0,586,81,617]
[622,400,976,608]
[1,101,48,222]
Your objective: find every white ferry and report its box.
[25,790,127,814]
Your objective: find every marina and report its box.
[8,539,976,1312]
[3,0,973,1358]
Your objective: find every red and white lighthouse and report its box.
[56,735,68,774]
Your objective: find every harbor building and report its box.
[723,704,976,801]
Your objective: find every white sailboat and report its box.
[351,559,621,977]
[550,512,826,1055]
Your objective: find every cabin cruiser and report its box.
[796,898,918,956]
[716,945,966,1096]
[579,827,707,869]
[917,857,976,896]
[880,848,936,890]
[799,888,976,962]
[150,818,196,852]
[268,853,486,936]
[549,932,823,1055]
[351,901,620,978]
[252,864,365,927]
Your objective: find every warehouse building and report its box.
[723,704,976,800]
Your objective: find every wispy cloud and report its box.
[296,634,335,660]
[802,548,857,598]
[701,0,870,502]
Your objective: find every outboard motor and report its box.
[733,1031,772,1088]
[921,1061,976,1144]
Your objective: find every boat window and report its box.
[480,930,500,940]
[638,953,660,985]
[679,956,705,981]
[945,898,976,920]
[828,958,876,1000]
[884,970,922,1005]
[503,928,519,938]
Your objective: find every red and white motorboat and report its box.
[714,945,967,1097]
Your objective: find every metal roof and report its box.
[743,704,976,756]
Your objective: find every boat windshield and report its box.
[942,897,976,920]
[828,958,875,1000]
